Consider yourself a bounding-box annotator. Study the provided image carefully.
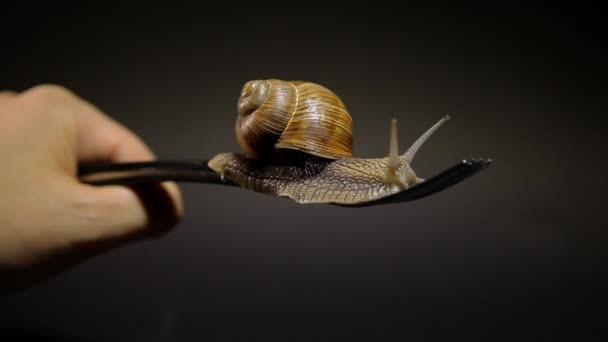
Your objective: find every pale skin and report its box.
[0,85,183,292]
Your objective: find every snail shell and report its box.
[235,79,353,160]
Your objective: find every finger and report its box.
[0,91,17,107]
[71,181,181,243]
[66,97,183,241]
[71,100,183,212]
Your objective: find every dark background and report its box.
[1,6,606,341]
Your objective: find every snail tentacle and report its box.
[384,118,409,189]
[403,115,450,164]
[388,118,400,171]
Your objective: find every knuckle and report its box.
[17,84,81,122]
[23,84,76,102]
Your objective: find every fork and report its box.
[78,158,492,207]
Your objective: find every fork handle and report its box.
[77,159,233,186]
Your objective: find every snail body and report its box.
[208,153,419,205]
[209,79,449,205]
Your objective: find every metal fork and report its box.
[78,158,492,207]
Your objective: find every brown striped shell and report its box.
[235,79,353,160]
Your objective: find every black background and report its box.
[1,6,606,341]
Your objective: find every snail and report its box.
[208,79,450,205]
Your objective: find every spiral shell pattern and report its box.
[235,79,353,160]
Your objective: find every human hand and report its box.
[0,85,183,292]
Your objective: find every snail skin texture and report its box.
[208,79,450,205]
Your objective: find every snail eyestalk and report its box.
[388,118,400,171]
[403,115,450,164]
[385,118,408,189]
